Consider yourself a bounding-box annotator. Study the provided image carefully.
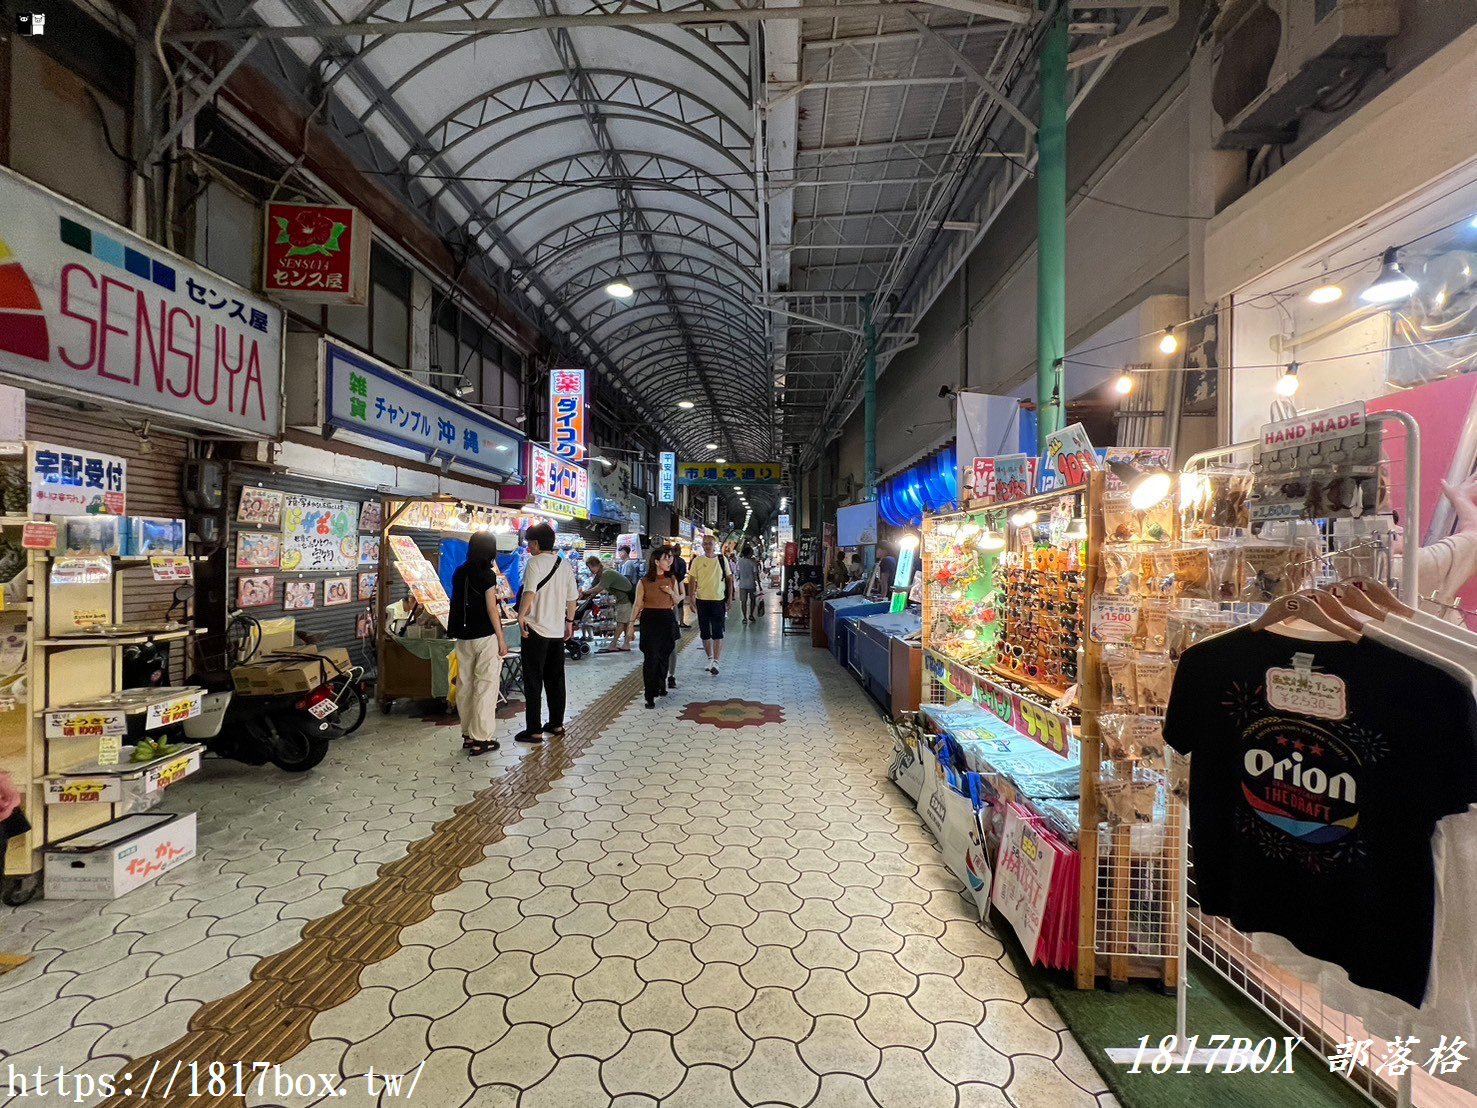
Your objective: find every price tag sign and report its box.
[97,735,123,767]
[1089,595,1140,644]
[146,752,198,792]
[46,778,115,804]
[45,709,127,739]
[145,691,202,730]
[149,556,192,583]
[21,520,57,549]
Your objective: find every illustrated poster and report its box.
[283,580,317,610]
[358,572,378,601]
[237,486,284,528]
[236,531,282,569]
[236,575,276,608]
[359,500,383,533]
[358,534,380,566]
[282,493,359,572]
[324,576,354,606]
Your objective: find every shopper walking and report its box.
[666,543,690,687]
[615,544,643,648]
[689,534,734,673]
[516,522,579,743]
[631,545,681,708]
[736,544,760,623]
[448,531,512,755]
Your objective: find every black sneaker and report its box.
[513,729,545,744]
[645,699,656,709]
[668,676,677,688]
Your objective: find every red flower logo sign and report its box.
[275,209,346,257]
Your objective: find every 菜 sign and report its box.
[28,442,125,516]
[262,202,370,304]
[677,461,782,485]
[323,341,522,479]
[549,368,587,464]
[0,166,283,438]
[528,442,590,519]
[659,452,676,503]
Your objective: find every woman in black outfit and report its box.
[631,545,680,708]
[448,530,511,755]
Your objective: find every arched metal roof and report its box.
[176,0,1172,525]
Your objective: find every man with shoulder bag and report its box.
[516,523,580,742]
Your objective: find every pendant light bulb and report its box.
[1114,373,1134,395]
[605,274,635,300]
[1276,362,1301,398]
[1158,328,1179,355]
[1360,247,1418,304]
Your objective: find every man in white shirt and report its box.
[516,522,580,743]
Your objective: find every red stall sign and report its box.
[262,202,370,304]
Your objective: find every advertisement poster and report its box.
[528,442,590,519]
[282,493,359,572]
[145,690,202,730]
[0,166,283,438]
[237,486,284,527]
[262,202,370,303]
[148,555,192,583]
[991,805,1059,963]
[992,454,1031,502]
[236,575,276,608]
[28,442,125,516]
[21,520,57,549]
[44,708,126,739]
[357,534,380,566]
[549,368,587,464]
[324,576,354,606]
[971,457,995,501]
[358,572,378,601]
[236,531,282,569]
[1041,423,1099,491]
[283,580,317,610]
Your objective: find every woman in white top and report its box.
[735,544,760,623]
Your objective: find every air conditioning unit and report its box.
[1210,0,1399,150]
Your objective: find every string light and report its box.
[1158,328,1179,355]
[1114,373,1134,395]
[1276,362,1301,397]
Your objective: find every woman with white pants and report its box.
[449,530,511,755]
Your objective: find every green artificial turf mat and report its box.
[997,921,1373,1108]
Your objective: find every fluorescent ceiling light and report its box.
[677,400,695,410]
[605,274,635,300]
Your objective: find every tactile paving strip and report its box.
[98,645,660,1107]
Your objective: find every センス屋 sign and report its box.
[262,202,370,305]
[0,167,283,437]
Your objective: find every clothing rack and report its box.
[1162,409,1420,1108]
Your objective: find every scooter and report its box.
[166,591,344,772]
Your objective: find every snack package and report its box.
[1101,643,1138,710]
[1134,651,1173,713]
[1171,545,1212,600]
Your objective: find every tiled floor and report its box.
[0,617,1114,1108]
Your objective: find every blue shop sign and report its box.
[324,342,523,479]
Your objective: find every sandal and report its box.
[464,739,500,755]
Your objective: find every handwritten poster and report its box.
[281,494,359,572]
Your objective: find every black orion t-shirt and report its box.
[1164,626,1477,1006]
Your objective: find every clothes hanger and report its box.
[1249,591,1361,642]
[1326,582,1387,620]
[1302,588,1363,630]
[1346,576,1417,617]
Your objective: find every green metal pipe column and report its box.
[1035,0,1068,439]
[863,293,878,569]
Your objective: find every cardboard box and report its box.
[44,811,197,900]
[231,657,326,696]
[256,617,296,656]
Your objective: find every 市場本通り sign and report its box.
[0,167,282,437]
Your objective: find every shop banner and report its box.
[992,454,1031,502]
[282,493,360,572]
[323,341,523,479]
[0,166,283,437]
[1041,423,1099,491]
[548,368,587,464]
[659,451,676,503]
[262,202,370,304]
[992,804,1058,963]
[28,442,125,516]
[1260,401,1366,450]
[677,461,782,485]
[705,496,718,526]
[926,650,1072,758]
[528,442,590,519]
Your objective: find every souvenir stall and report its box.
[373,498,521,713]
[2,443,204,906]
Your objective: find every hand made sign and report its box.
[282,493,359,572]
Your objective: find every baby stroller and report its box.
[565,595,600,659]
